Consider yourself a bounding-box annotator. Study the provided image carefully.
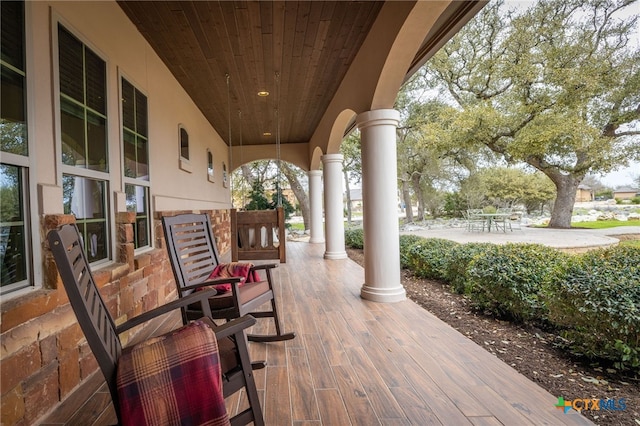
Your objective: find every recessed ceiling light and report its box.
[257,91,269,97]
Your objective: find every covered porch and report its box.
[44,241,591,425]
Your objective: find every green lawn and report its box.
[619,239,640,248]
[571,220,640,229]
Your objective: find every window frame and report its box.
[178,124,192,173]
[119,73,152,252]
[53,19,112,267]
[207,148,215,183]
[1,0,39,297]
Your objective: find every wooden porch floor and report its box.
[43,241,592,425]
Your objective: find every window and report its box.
[180,127,189,160]
[1,0,31,294]
[207,149,214,182]
[121,77,150,249]
[58,24,109,263]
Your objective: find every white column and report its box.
[308,170,325,244]
[356,109,406,302]
[322,154,347,259]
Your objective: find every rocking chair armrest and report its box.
[213,315,257,340]
[116,289,217,334]
[182,277,243,292]
[250,263,278,271]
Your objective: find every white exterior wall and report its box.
[30,1,231,215]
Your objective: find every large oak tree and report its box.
[420,0,640,227]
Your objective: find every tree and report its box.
[421,0,640,228]
[280,162,310,230]
[340,131,362,225]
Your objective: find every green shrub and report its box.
[444,242,495,294]
[344,228,364,249]
[467,243,568,322]
[406,238,459,280]
[399,234,426,269]
[545,245,640,370]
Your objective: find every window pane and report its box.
[1,1,25,70]
[122,79,135,130]
[123,130,136,178]
[58,26,84,104]
[1,67,27,156]
[135,89,147,136]
[62,175,105,219]
[62,175,108,262]
[84,48,106,114]
[180,127,189,159]
[1,163,28,288]
[136,136,148,179]
[87,111,107,172]
[85,221,108,262]
[60,98,86,167]
[125,183,149,248]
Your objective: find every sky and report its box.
[599,163,639,188]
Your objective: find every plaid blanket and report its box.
[206,262,260,292]
[116,320,229,426]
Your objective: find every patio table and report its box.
[475,213,513,233]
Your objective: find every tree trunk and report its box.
[343,169,352,225]
[411,173,424,220]
[547,175,581,228]
[281,163,310,230]
[401,180,413,223]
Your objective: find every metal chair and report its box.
[48,223,264,426]
[162,213,295,343]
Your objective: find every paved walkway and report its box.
[402,225,640,252]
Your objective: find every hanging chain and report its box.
[239,110,244,208]
[275,72,282,207]
[226,74,233,207]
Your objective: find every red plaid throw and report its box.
[116,320,229,426]
[206,262,260,292]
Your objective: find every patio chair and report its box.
[162,213,295,343]
[465,209,486,232]
[47,223,264,426]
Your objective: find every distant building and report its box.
[613,187,640,200]
[346,188,363,211]
[576,184,594,202]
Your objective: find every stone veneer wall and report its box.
[0,209,230,425]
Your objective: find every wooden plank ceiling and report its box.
[117,1,384,147]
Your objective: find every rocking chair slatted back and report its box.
[48,224,122,413]
[164,214,223,296]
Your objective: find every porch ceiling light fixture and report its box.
[257,91,269,97]
[263,132,272,136]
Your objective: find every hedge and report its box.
[405,238,459,280]
[545,245,640,370]
[443,242,495,294]
[466,243,569,322]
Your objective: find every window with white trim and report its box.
[121,77,150,249]
[1,0,31,294]
[58,24,110,263]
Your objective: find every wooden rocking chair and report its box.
[162,213,296,343]
[48,223,264,426]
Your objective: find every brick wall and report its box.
[0,209,230,425]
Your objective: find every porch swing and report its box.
[229,73,286,263]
